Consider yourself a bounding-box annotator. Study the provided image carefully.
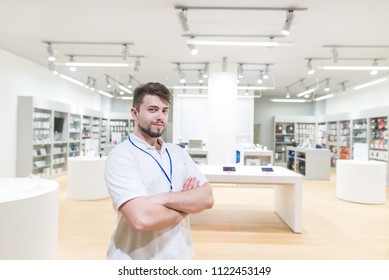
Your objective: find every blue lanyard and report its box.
[128,135,173,192]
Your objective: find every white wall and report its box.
[0,48,102,177]
[172,93,254,147]
[325,80,389,115]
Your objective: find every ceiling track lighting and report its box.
[370,59,379,75]
[222,57,228,72]
[68,56,77,72]
[133,57,141,72]
[187,38,198,55]
[46,43,56,62]
[263,64,270,79]
[324,79,330,92]
[122,44,129,60]
[281,10,294,36]
[178,9,189,32]
[237,64,244,79]
[306,59,315,75]
[105,75,112,88]
[176,63,186,84]
[198,70,204,84]
[331,47,339,63]
[257,71,264,84]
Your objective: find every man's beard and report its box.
[138,122,165,138]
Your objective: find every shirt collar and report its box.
[129,133,167,152]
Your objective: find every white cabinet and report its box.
[287,147,331,180]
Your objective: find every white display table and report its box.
[0,177,59,259]
[336,160,387,204]
[199,165,303,233]
[67,156,109,200]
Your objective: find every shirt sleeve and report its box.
[104,145,148,211]
[181,148,209,186]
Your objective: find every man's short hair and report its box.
[132,82,172,111]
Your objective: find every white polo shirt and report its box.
[104,133,208,260]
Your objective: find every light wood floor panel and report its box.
[55,171,389,259]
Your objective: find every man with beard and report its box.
[104,82,214,260]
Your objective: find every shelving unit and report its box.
[100,118,109,149]
[274,122,295,164]
[91,117,100,141]
[17,96,132,178]
[110,119,129,143]
[369,116,388,162]
[69,113,81,157]
[338,120,351,159]
[295,122,316,147]
[317,122,327,148]
[327,121,338,167]
[287,147,331,180]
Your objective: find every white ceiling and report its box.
[1,0,389,99]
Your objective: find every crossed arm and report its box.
[119,177,214,232]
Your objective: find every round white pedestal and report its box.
[0,178,59,259]
[67,156,108,200]
[336,160,386,204]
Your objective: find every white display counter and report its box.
[0,177,59,259]
[336,160,387,204]
[199,165,303,233]
[67,156,109,200]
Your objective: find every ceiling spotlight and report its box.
[177,63,186,83]
[371,59,379,75]
[178,9,189,32]
[133,57,140,72]
[341,82,347,93]
[105,75,111,88]
[281,10,294,36]
[90,78,96,91]
[324,79,330,92]
[238,64,244,79]
[46,43,56,62]
[331,47,339,63]
[188,43,198,55]
[257,71,263,84]
[203,63,209,78]
[122,44,129,60]
[127,75,133,88]
[198,70,204,84]
[68,56,77,72]
[222,57,228,72]
[307,59,315,75]
[263,64,270,79]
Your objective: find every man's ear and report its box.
[130,107,138,119]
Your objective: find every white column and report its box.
[207,63,238,165]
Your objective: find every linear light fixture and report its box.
[296,88,315,97]
[186,38,293,47]
[353,77,388,90]
[172,85,275,90]
[98,90,114,98]
[118,84,132,94]
[270,99,308,103]
[63,62,130,67]
[314,94,334,101]
[59,74,85,86]
[320,65,389,71]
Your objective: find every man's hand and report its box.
[182,176,200,191]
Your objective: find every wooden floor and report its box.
[56,171,389,260]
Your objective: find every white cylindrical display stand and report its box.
[67,156,108,200]
[0,178,59,259]
[336,160,387,204]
